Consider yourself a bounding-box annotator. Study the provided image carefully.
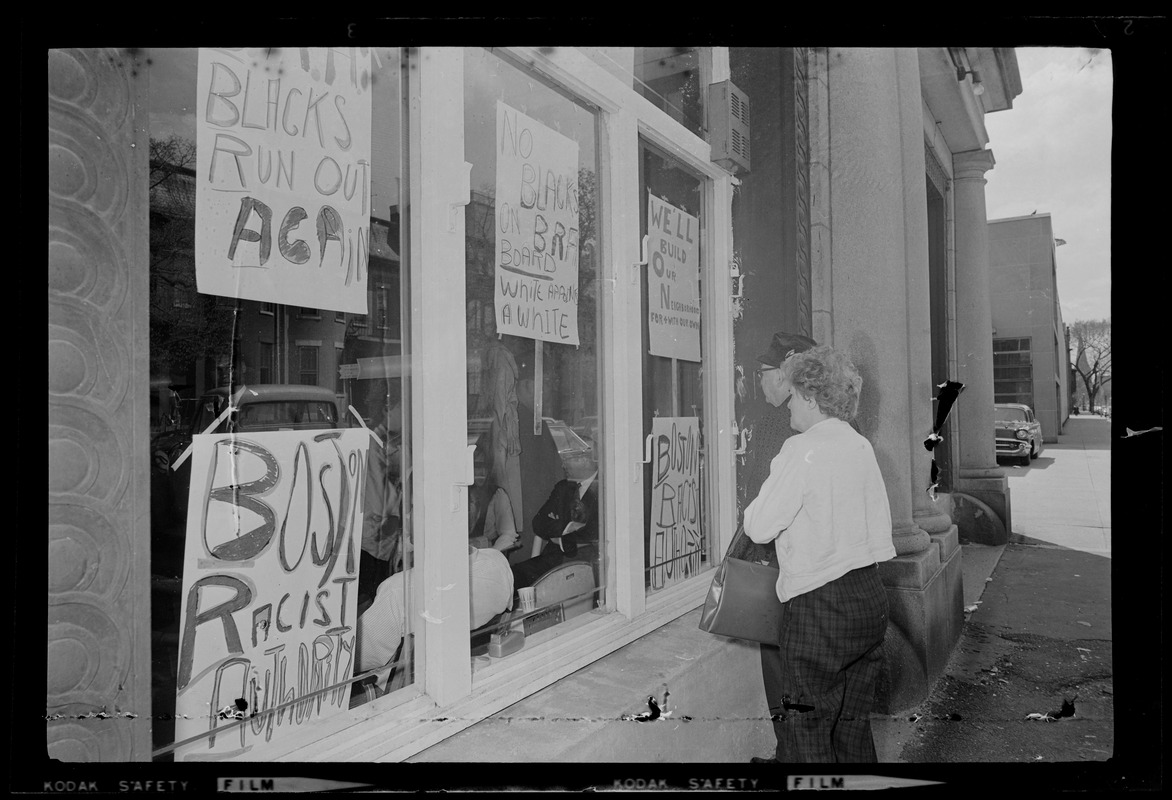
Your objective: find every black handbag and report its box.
[698,525,783,644]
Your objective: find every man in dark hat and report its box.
[755,332,818,407]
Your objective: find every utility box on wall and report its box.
[709,80,751,174]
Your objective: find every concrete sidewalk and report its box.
[873,415,1113,763]
[410,417,1116,770]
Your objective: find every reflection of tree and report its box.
[564,167,599,423]
[1070,318,1111,411]
[150,135,196,192]
[149,136,236,383]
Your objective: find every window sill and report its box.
[270,572,713,761]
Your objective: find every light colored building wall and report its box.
[989,214,1065,440]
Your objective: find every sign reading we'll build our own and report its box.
[174,428,370,760]
[646,194,701,362]
[195,47,373,314]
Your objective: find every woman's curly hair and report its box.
[783,345,864,422]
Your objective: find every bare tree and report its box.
[1070,319,1111,411]
[150,135,197,193]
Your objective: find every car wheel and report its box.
[1029,442,1038,460]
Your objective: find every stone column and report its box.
[826,47,930,556]
[951,148,1011,540]
[824,47,965,714]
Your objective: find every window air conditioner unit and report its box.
[709,80,751,175]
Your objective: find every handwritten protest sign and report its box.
[494,102,580,345]
[648,417,703,592]
[174,428,370,760]
[646,194,701,361]
[195,48,373,314]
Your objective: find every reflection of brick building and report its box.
[148,161,401,415]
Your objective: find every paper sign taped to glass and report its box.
[173,427,369,760]
[194,47,373,314]
[493,101,581,346]
[647,416,704,592]
[646,194,701,362]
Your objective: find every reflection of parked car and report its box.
[151,384,346,520]
[994,403,1043,466]
[544,418,597,481]
[571,415,599,449]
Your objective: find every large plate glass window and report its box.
[639,141,713,596]
[993,337,1034,407]
[146,47,412,761]
[633,48,705,137]
[463,47,607,660]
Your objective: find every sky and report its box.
[983,47,1112,324]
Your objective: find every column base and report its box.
[891,523,931,556]
[874,525,964,713]
[913,499,953,535]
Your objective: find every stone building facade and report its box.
[47,45,1021,762]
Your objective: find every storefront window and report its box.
[462,47,606,660]
[639,142,713,595]
[146,47,412,760]
[634,47,706,137]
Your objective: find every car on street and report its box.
[151,384,347,522]
[994,402,1044,466]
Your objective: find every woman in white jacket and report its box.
[745,339,895,763]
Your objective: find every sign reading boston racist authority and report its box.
[195,48,373,314]
[494,101,581,346]
[173,427,370,759]
[647,194,701,362]
[648,416,703,592]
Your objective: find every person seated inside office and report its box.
[468,475,521,552]
[355,455,519,693]
[357,389,406,611]
[511,473,599,590]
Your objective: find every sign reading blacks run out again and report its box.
[195,48,373,314]
[494,101,581,346]
[647,194,701,362]
[174,428,369,759]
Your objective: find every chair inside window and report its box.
[470,557,598,649]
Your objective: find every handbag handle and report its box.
[724,523,776,565]
[724,525,748,558]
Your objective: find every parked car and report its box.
[994,403,1044,466]
[151,384,347,521]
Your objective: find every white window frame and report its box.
[270,45,737,763]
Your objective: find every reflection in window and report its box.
[298,345,319,386]
[146,47,412,760]
[257,342,273,383]
[634,47,705,137]
[463,47,606,664]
